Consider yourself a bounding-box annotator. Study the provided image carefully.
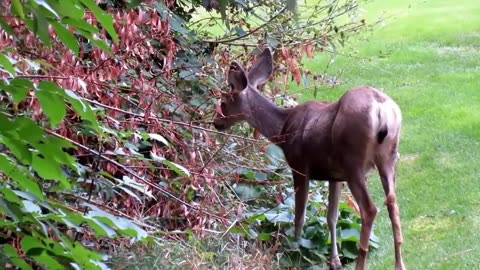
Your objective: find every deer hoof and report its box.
[329,256,342,270]
[395,261,406,270]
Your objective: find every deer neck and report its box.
[242,88,288,143]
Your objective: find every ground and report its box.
[296,0,480,268]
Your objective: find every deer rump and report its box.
[278,86,402,182]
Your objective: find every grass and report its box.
[294,0,480,268]
[115,1,480,269]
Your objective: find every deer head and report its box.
[213,48,274,131]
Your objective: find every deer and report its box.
[213,47,406,270]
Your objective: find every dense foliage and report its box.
[0,0,379,268]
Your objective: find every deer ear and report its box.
[248,48,273,87]
[228,61,248,92]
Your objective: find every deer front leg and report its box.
[347,176,377,270]
[293,171,309,242]
[328,181,342,270]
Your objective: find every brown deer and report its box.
[213,47,405,270]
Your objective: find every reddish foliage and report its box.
[280,45,302,84]
[0,0,234,237]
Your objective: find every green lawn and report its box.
[296,0,480,268]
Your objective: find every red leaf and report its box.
[253,128,261,139]
[305,42,314,58]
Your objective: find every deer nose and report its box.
[213,122,225,130]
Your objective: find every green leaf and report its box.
[128,0,143,8]
[264,209,293,223]
[69,241,104,263]
[218,0,228,23]
[3,244,33,270]
[154,2,189,34]
[36,0,60,17]
[299,238,316,249]
[36,82,66,126]
[60,217,82,232]
[63,89,100,130]
[7,78,34,103]
[31,9,51,46]
[0,154,43,199]
[340,228,360,242]
[52,21,79,56]
[0,188,22,204]
[79,0,119,42]
[85,218,116,237]
[286,0,297,12]
[62,17,99,33]
[0,18,14,35]
[0,53,15,76]
[37,80,63,93]
[14,117,44,141]
[31,154,70,188]
[151,152,190,176]
[233,184,261,199]
[0,136,32,164]
[87,205,148,240]
[228,225,251,236]
[11,0,25,19]
[0,198,22,221]
[118,175,155,200]
[266,144,285,166]
[32,251,65,269]
[51,0,84,19]
[90,39,113,56]
[233,26,246,37]
[179,70,196,81]
[148,133,169,146]
[20,235,45,255]
[258,232,272,241]
[22,200,42,214]
[31,136,77,172]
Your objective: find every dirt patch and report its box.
[399,153,418,165]
[428,43,479,54]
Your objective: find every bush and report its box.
[0,0,378,268]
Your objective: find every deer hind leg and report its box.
[293,170,309,242]
[376,151,406,270]
[347,174,377,270]
[328,181,342,270]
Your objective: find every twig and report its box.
[203,6,287,44]
[6,75,70,80]
[83,97,261,143]
[441,248,475,261]
[45,129,226,221]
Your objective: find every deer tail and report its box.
[377,125,388,144]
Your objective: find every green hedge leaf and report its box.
[80,0,119,42]
[0,53,15,76]
[31,9,51,46]
[151,151,190,176]
[0,154,43,199]
[11,0,25,19]
[148,133,169,146]
[36,82,66,126]
[0,18,14,35]
[51,21,79,56]
[2,244,33,270]
[31,154,69,188]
